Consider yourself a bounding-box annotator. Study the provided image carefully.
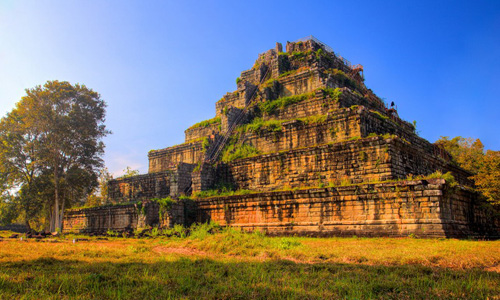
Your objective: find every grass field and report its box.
[0,225,499,299]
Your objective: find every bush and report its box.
[427,171,458,187]
[321,87,342,102]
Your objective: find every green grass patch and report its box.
[238,118,283,134]
[297,114,327,125]
[258,91,315,115]
[193,186,256,199]
[278,69,298,78]
[187,117,221,130]
[371,110,389,120]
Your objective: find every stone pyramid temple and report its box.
[64,36,499,238]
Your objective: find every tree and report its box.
[121,166,139,178]
[473,150,500,205]
[435,136,499,206]
[0,192,21,226]
[0,80,110,231]
[85,167,113,207]
[0,102,43,229]
[435,136,484,174]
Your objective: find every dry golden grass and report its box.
[0,229,499,299]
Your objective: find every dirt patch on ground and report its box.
[153,246,209,256]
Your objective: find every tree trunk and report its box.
[52,167,60,232]
[25,219,32,232]
[49,208,55,232]
[58,191,66,231]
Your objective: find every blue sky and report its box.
[1,0,499,176]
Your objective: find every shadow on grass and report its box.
[0,257,498,299]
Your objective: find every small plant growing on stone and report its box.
[359,151,367,161]
[202,137,210,152]
[315,48,324,59]
[321,87,342,103]
[193,162,202,172]
[152,197,177,221]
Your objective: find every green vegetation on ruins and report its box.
[237,114,330,136]
[324,68,362,91]
[221,142,261,163]
[258,91,315,115]
[321,87,343,102]
[192,183,256,199]
[191,170,460,200]
[237,118,283,134]
[256,87,342,116]
[186,116,221,131]
[0,228,498,299]
[257,88,342,116]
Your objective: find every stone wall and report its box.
[108,163,196,203]
[220,137,394,192]
[245,106,421,156]
[194,179,499,238]
[218,135,471,193]
[191,163,216,193]
[148,140,203,173]
[184,121,220,143]
[388,138,471,185]
[0,224,28,233]
[259,90,330,122]
[64,179,498,238]
[108,171,171,203]
[63,204,141,234]
[169,163,196,196]
[278,69,324,98]
[241,108,362,155]
[62,200,189,234]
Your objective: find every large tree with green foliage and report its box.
[0,80,110,231]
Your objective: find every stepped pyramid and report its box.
[65,36,498,238]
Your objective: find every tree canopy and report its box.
[0,80,110,231]
[435,136,499,206]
